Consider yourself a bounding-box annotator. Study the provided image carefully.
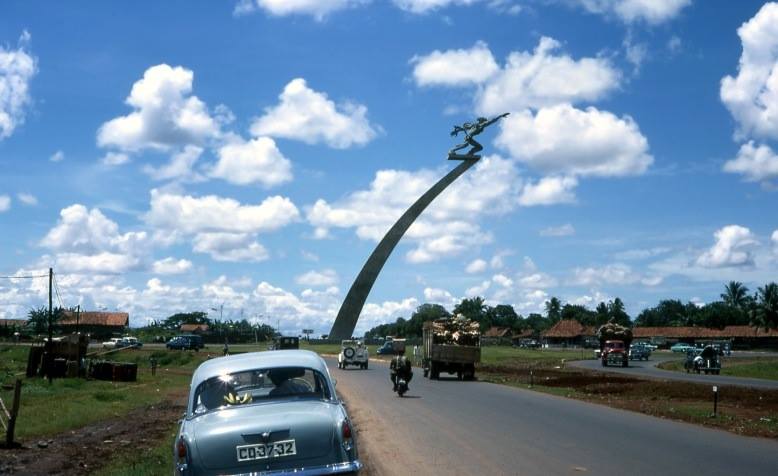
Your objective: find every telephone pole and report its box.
[46,267,53,383]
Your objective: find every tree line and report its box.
[363,281,778,339]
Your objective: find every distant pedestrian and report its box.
[413,345,420,366]
[223,338,230,356]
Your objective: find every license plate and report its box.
[236,440,297,462]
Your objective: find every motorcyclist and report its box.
[390,348,413,391]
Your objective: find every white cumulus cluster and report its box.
[0,31,36,140]
[721,3,778,187]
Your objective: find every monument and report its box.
[328,113,509,341]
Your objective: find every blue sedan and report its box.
[174,350,361,475]
[671,343,694,353]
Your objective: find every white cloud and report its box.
[466,258,487,273]
[0,195,10,212]
[307,156,517,262]
[696,225,758,268]
[0,31,36,140]
[667,35,682,54]
[296,269,339,287]
[145,190,298,262]
[41,204,149,274]
[476,37,620,115]
[356,297,419,334]
[211,137,293,187]
[152,257,193,275]
[571,263,641,286]
[518,176,577,206]
[492,273,513,287]
[720,3,778,141]
[723,141,778,185]
[97,64,219,152]
[623,34,648,73]
[192,232,269,262]
[423,287,457,306]
[516,272,557,289]
[539,224,575,237]
[101,152,130,166]
[234,0,366,20]
[49,150,65,162]
[146,190,299,236]
[466,280,491,296]
[16,193,37,206]
[411,41,499,87]
[497,104,653,177]
[772,230,778,252]
[613,246,671,260]
[250,78,378,149]
[574,0,691,24]
[393,0,484,14]
[143,145,204,182]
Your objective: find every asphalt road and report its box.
[570,352,778,390]
[329,358,778,476]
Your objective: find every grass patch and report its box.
[659,357,778,381]
[93,425,177,476]
[0,344,209,440]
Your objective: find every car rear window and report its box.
[192,366,332,415]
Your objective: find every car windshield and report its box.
[191,366,332,415]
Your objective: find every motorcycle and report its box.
[395,376,408,397]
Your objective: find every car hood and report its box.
[192,400,339,470]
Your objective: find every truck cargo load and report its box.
[422,315,481,380]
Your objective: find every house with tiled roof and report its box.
[180,323,210,334]
[542,319,597,347]
[58,311,129,339]
[633,326,778,349]
[482,326,513,345]
[0,318,27,337]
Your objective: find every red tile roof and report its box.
[632,326,778,338]
[60,311,129,327]
[483,326,512,338]
[0,318,27,327]
[542,320,596,338]
[181,324,210,333]
[512,329,535,338]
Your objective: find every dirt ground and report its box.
[0,399,185,475]
[480,363,778,438]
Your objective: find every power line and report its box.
[52,273,65,309]
[0,274,49,279]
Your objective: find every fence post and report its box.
[6,379,22,446]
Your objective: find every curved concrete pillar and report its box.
[328,158,480,341]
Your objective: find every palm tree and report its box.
[752,283,778,329]
[721,281,749,309]
[545,297,562,323]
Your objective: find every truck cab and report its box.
[601,340,628,367]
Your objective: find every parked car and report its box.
[174,350,361,475]
[376,341,394,355]
[671,343,694,353]
[629,344,651,361]
[270,336,300,350]
[338,340,369,369]
[119,336,142,348]
[167,335,204,351]
[102,337,123,349]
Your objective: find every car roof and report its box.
[191,349,327,385]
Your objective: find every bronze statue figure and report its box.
[448,112,510,160]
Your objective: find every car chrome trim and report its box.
[226,460,362,475]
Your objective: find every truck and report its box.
[422,316,481,381]
[598,322,632,368]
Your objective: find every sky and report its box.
[1,0,777,336]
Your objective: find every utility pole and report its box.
[46,267,53,383]
[76,304,81,335]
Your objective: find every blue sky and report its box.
[1,0,777,335]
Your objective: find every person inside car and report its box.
[390,348,413,391]
[268,368,310,397]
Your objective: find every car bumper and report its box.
[186,460,363,476]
